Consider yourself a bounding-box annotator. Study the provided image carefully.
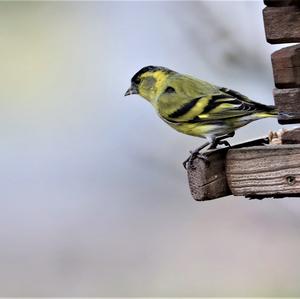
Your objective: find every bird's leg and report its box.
[207,131,235,150]
[183,141,210,170]
[219,131,235,147]
[183,131,235,170]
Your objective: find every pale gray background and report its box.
[0,1,299,296]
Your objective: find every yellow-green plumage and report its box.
[125,66,277,142]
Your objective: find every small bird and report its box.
[125,66,278,168]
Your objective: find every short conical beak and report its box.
[124,84,138,96]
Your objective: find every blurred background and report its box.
[1,1,300,296]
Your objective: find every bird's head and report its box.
[125,66,175,103]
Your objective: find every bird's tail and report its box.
[259,104,300,120]
[255,104,278,118]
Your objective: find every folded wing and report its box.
[159,84,276,124]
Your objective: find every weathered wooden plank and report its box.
[226,145,300,198]
[274,88,300,124]
[271,45,300,88]
[263,6,300,44]
[264,0,299,6]
[187,147,231,201]
[187,138,269,201]
[282,127,300,143]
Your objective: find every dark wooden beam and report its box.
[263,6,300,44]
[264,0,299,6]
[226,145,300,198]
[271,45,300,88]
[274,88,300,124]
[282,127,300,143]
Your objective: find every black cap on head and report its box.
[131,66,173,85]
[125,66,174,97]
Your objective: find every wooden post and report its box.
[264,0,299,6]
[263,5,300,44]
[271,45,300,123]
[271,45,300,88]
[263,1,300,125]
[274,89,300,123]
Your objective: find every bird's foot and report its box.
[217,139,231,148]
[183,133,234,170]
[183,151,209,170]
[207,133,233,150]
[183,146,209,170]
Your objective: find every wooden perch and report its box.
[274,88,300,124]
[187,129,300,201]
[187,147,230,201]
[271,45,300,88]
[263,6,300,43]
[227,145,300,198]
[187,138,268,201]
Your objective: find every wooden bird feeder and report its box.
[186,0,300,201]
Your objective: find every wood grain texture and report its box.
[263,6,300,44]
[264,0,299,6]
[226,145,300,198]
[187,148,231,201]
[271,45,300,88]
[274,88,300,124]
[282,127,300,143]
[187,138,269,201]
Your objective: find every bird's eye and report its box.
[165,86,176,93]
[134,78,141,84]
